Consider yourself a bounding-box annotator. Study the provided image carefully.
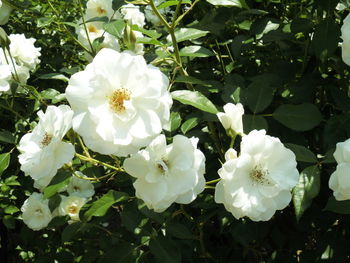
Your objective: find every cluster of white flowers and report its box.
[215,103,300,221]
[0,33,41,93]
[341,13,350,66]
[329,138,350,200]
[18,105,75,190]
[76,0,146,59]
[124,134,206,212]
[21,173,94,230]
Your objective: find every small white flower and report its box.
[59,195,86,221]
[329,138,350,200]
[0,64,12,92]
[124,134,206,212]
[67,172,95,198]
[341,14,350,66]
[21,193,52,231]
[120,4,145,28]
[86,0,115,19]
[216,103,244,135]
[0,3,12,25]
[66,48,172,156]
[6,34,41,71]
[215,130,299,221]
[18,105,75,189]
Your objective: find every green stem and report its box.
[75,153,124,172]
[77,0,96,56]
[206,178,221,185]
[205,185,215,189]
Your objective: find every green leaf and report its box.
[43,171,71,199]
[131,24,161,39]
[3,215,15,229]
[293,165,320,221]
[174,75,212,87]
[166,222,194,239]
[158,0,191,9]
[0,131,15,144]
[168,28,209,43]
[104,20,126,38]
[4,205,19,215]
[206,0,247,8]
[179,45,214,58]
[324,196,350,214]
[285,144,318,163]
[171,90,218,114]
[0,152,10,175]
[243,115,268,133]
[84,190,129,221]
[38,73,69,82]
[169,112,182,132]
[149,236,181,263]
[62,222,83,242]
[181,117,200,134]
[273,103,323,131]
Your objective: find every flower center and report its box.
[97,6,107,15]
[88,24,98,33]
[73,186,80,191]
[41,133,53,147]
[34,208,43,216]
[157,159,170,175]
[68,205,78,215]
[249,165,271,185]
[109,88,131,113]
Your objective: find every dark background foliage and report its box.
[1,0,350,262]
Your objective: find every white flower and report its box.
[18,105,75,189]
[341,14,350,66]
[6,34,41,71]
[124,134,206,212]
[65,48,172,156]
[21,193,52,231]
[0,64,12,92]
[329,138,350,200]
[76,21,120,57]
[215,130,299,221]
[67,172,95,198]
[216,103,244,135]
[59,195,86,221]
[86,0,115,19]
[0,3,12,25]
[120,4,145,28]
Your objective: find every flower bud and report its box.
[0,27,10,49]
[123,23,137,51]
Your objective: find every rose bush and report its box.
[1,0,350,262]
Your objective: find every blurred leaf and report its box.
[104,20,126,38]
[4,205,19,214]
[149,236,181,263]
[181,117,200,134]
[166,222,194,239]
[131,24,161,39]
[172,90,218,114]
[273,103,323,131]
[43,171,71,199]
[174,75,212,87]
[0,152,10,175]
[84,190,129,221]
[168,28,209,43]
[98,242,138,263]
[62,222,83,242]
[285,144,318,163]
[0,130,15,144]
[179,45,214,57]
[243,115,268,133]
[324,196,350,214]
[3,215,15,229]
[293,165,320,221]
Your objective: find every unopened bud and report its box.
[0,27,10,49]
[123,23,137,51]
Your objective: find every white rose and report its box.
[21,193,52,231]
[67,172,95,198]
[216,103,244,135]
[328,138,350,200]
[18,105,75,189]
[65,48,172,156]
[0,3,12,25]
[7,34,41,71]
[341,13,350,66]
[215,129,299,221]
[59,195,86,221]
[124,134,206,212]
[86,0,115,19]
